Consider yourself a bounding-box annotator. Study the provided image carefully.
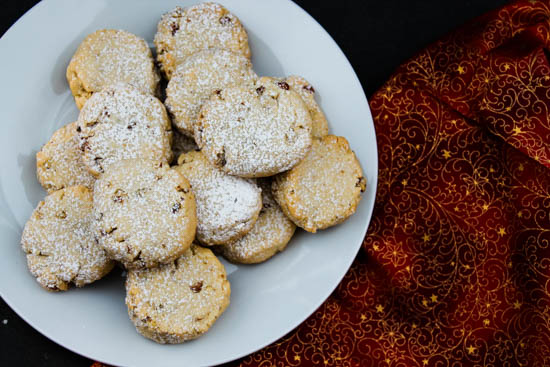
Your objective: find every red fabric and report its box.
[93,1,550,366]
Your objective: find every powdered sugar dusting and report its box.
[154,3,250,79]
[220,179,295,264]
[20,186,114,291]
[77,84,172,176]
[195,77,313,177]
[272,136,366,232]
[126,245,230,343]
[165,48,257,135]
[67,29,159,108]
[36,122,96,193]
[93,159,196,269]
[175,151,261,245]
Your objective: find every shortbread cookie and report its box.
[165,49,257,135]
[171,129,198,164]
[175,151,261,245]
[126,244,230,344]
[220,180,295,264]
[272,135,366,233]
[154,3,250,79]
[93,159,196,269]
[36,122,95,193]
[195,77,313,177]
[285,76,329,138]
[21,186,114,291]
[77,84,172,176]
[67,29,159,109]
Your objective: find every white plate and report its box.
[0,0,377,366]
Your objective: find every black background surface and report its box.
[0,1,505,366]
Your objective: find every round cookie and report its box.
[272,135,366,233]
[67,29,159,109]
[21,186,114,291]
[285,75,329,138]
[77,83,172,176]
[154,3,250,79]
[171,129,198,164]
[165,49,257,135]
[195,76,313,177]
[126,244,230,344]
[175,151,261,246]
[36,122,95,193]
[219,180,296,264]
[93,159,196,269]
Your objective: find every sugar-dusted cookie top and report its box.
[67,29,159,109]
[195,77,313,177]
[93,159,196,269]
[175,151,261,245]
[272,135,366,233]
[126,244,230,344]
[36,122,95,193]
[154,3,250,79]
[77,83,172,176]
[21,185,114,291]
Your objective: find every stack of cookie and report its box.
[21,2,366,344]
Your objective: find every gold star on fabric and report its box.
[512,126,522,134]
[401,179,408,186]
[373,245,380,251]
[361,314,367,321]
[376,304,384,313]
[513,300,522,309]
[483,319,490,326]
[442,150,451,159]
[422,234,430,242]
[422,299,428,307]
[467,345,476,355]
[503,63,510,71]
[430,294,438,303]
[482,204,489,211]
[457,65,466,74]
[423,359,429,366]
[294,355,301,362]
[497,227,507,236]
